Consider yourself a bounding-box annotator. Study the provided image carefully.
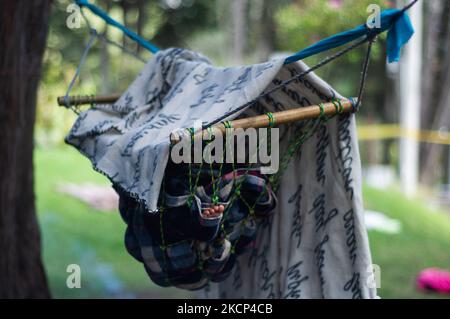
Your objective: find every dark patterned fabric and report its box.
[115,168,277,290]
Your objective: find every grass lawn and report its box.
[365,187,450,299]
[35,145,191,298]
[35,146,450,298]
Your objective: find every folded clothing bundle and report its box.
[114,166,277,290]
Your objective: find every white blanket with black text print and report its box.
[66,48,377,299]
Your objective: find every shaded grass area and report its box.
[35,146,450,298]
[35,146,191,298]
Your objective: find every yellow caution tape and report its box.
[357,124,450,145]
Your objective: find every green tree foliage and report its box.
[276,0,386,61]
[275,0,388,99]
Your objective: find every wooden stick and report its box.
[57,94,121,106]
[169,99,355,144]
[58,94,355,144]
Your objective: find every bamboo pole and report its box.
[169,98,355,144]
[57,94,121,106]
[57,94,355,144]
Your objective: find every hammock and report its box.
[58,0,417,295]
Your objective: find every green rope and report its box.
[266,112,275,127]
[187,127,195,144]
[206,126,214,141]
[187,127,197,207]
[161,100,363,284]
[223,121,232,129]
[318,103,325,118]
[331,99,343,114]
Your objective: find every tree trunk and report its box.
[0,0,51,298]
[420,7,450,185]
[420,55,450,184]
[121,0,130,49]
[420,0,444,129]
[231,0,248,64]
[136,0,146,54]
[253,0,276,62]
[100,1,111,94]
[418,0,445,183]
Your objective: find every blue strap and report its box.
[75,0,160,54]
[284,8,414,65]
[386,9,414,63]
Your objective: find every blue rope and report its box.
[75,0,160,54]
[284,1,417,64]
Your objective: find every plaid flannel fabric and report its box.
[115,168,277,290]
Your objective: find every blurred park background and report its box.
[30,0,450,298]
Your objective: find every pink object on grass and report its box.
[417,268,450,294]
[328,0,342,9]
